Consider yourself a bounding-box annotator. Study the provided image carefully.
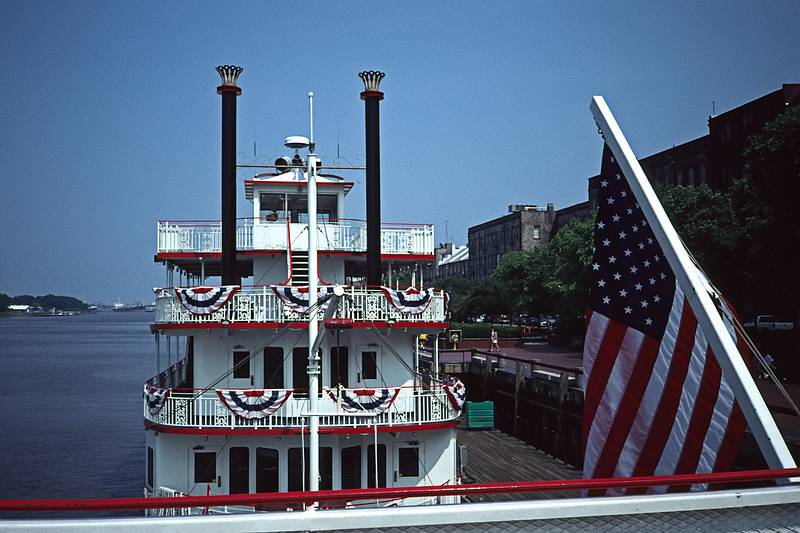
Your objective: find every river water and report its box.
[0,312,154,503]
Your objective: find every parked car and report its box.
[743,315,794,331]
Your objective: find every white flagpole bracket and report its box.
[590,96,797,476]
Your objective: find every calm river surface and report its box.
[0,312,153,502]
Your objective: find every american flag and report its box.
[583,144,748,493]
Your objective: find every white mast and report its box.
[306,91,321,495]
[590,95,796,473]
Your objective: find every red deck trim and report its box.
[144,420,457,436]
[156,251,433,261]
[245,180,354,188]
[3,468,799,512]
[151,321,448,332]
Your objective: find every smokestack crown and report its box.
[216,65,243,95]
[359,70,385,100]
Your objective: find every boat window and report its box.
[367,444,386,488]
[361,351,377,380]
[233,351,250,379]
[293,348,310,392]
[340,446,361,489]
[260,193,287,222]
[147,446,154,488]
[193,452,216,483]
[288,447,333,491]
[330,346,349,388]
[398,447,420,477]
[229,447,249,494]
[263,347,284,389]
[286,193,338,223]
[256,448,279,493]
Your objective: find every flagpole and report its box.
[307,91,320,498]
[590,96,797,473]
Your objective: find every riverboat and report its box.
[143,67,458,513]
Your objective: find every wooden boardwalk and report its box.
[456,426,581,502]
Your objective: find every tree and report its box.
[657,184,743,303]
[492,216,595,328]
[731,106,800,317]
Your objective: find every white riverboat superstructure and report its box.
[143,68,459,512]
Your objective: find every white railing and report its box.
[144,387,457,431]
[154,286,447,325]
[156,219,434,255]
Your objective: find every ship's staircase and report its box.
[290,250,309,286]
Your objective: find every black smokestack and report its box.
[216,65,243,286]
[359,71,385,287]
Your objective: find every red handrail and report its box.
[2,468,798,512]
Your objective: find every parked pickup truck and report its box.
[743,315,794,331]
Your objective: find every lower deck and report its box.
[145,427,457,506]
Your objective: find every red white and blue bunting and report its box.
[327,388,400,414]
[381,287,434,314]
[216,389,293,419]
[175,286,239,315]
[144,385,170,415]
[444,379,466,411]
[272,285,335,313]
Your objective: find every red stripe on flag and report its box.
[711,325,751,474]
[668,345,723,492]
[713,402,747,474]
[587,335,660,489]
[628,299,698,491]
[583,320,629,450]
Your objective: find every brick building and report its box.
[588,84,800,209]
[468,204,556,281]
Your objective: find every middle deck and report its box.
[153,286,448,329]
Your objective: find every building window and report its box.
[194,452,216,483]
[147,446,154,488]
[233,351,250,379]
[533,225,541,239]
[341,446,362,489]
[677,171,683,186]
[361,350,377,380]
[700,165,707,184]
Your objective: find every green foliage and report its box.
[731,106,800,316]
[437,277,477,321]
[458,277,515,322]
[449,322,519,339]
[492,216,595,327]
[657,184,743,300]
[0,292,89,311]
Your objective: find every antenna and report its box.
[308,91,315,152]
[712,100,716,116]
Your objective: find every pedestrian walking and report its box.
[490,327,500,352]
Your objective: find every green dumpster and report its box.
[465,401,494,430]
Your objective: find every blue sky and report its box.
[0,1,797,303]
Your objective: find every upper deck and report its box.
[156,218,434,258]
